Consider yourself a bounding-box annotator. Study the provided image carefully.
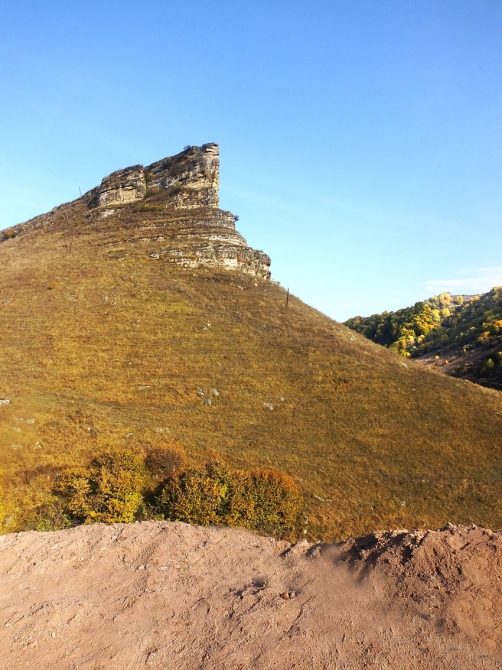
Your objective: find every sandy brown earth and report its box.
[1,522,501,669]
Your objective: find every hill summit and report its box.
[1,144,502,541]
[10,143,271,279]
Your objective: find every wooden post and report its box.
[286,288,289,308]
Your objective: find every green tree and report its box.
[480,358,495,377]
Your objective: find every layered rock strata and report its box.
[14,143,271,278]
[88,143,220,209]
[139,209,271,277]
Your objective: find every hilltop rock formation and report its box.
[88,143,220,210]
[1,522,501,669]
[14,143,271,278]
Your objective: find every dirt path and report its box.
[1,521,501,669]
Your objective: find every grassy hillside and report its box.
[1,201,502,541]
[345,289,502,389]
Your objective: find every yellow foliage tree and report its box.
[58,451,146,524]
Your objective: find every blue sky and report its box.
[1,1,501,321]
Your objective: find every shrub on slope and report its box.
[57,450,147,524]
[35,449,301,540]
[157,461,300,539]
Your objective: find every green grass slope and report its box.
[1,202,502,541]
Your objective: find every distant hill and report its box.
[1,145,502,542]
[344,289,502,390]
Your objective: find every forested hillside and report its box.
[344,288,502,388]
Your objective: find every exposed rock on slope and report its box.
[14,143,271,278]
[1,522,501,669]
[88,143,220,210]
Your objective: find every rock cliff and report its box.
[88,143,220,210]
[14,143,271,279]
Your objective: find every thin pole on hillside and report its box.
[286,288,289,308]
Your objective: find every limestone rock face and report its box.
[85,143,270,277]
[146,142,219,209]
[91,165,146,207]
[88,143,220,210]
[17,143,271,279]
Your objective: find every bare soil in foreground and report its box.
[1,522,501,669]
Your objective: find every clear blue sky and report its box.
[1,1,501,321]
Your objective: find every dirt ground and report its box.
[1,521,501,669]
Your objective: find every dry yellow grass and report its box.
[1,198,502,541]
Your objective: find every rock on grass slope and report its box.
[1,521,501,669]
[1,144,502,540]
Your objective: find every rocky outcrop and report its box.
[88,143,220,210]
[86,143,271,278]
[136,208,272,278]
[146,143,219,209]
[89,165,147,207]
[13,143,271,279]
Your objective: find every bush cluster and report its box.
[1,228,17,241]
[51,447,301,540]
[57,450,147,524]
[157,462,300,539]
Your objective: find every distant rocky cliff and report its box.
[14,143,271,279]
[88,143,220,210]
